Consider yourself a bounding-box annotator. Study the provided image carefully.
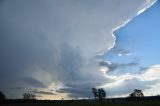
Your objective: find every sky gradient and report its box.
[104,0,160,97]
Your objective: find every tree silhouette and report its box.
[23,93,36,100]
[92,88,98,100]
[92,88,106,101]
[98,88,106,101]
[129,89,144,98]
[0,91,6,100]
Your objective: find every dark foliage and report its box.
[23,93,36,100]
[0,91,6,100]
[92,88,106,101]
[129,89,144,98]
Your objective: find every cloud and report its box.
[0,0,3,4]
[99,61,139,73]
[98,65,160,97]
[105,78,153,97]
[24,77,47,88]
[30,89,55,95]
[109,48,132,56]
[141,65,160,81]
[0,0,156,99]
[57,87,92,98]
[12,87,24,90]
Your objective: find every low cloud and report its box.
[99,65,160,97]
[24,77,47,88]
[30,89,55,95]
[108,47,132,56]
[99,61,139,73]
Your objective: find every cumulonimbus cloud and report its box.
[0,0,156,99]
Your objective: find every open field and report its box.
[1,97,160,106]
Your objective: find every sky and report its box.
[104,0,160,97]
[0,0,158,99]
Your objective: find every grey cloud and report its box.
[11,87,24,90]
[30,90,55,95]
[57,82,95,98]
[0,0,155,99]
[58,88,92,98]
[0,0,3,4]
[56,45,83,82]
[24,77,47,88]
[58,75,143,98]
[138,67,150,73]
[57,77,117,98]
[99,61,139,72]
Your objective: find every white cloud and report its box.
[98,64,160,97]
[141,65,160,81]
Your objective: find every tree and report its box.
[129,89,144,98]
[100,89,106,100]
[92,88,98,100]
[0,91,6,100]
[92,88,106,101]
[23,93,36,100]
[98,88,106,101]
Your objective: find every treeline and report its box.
[1,88,160,102]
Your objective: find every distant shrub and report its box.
[92,88,106,101]
[0,91,6,100]
[23,93,36,100]
[129,89,144,98]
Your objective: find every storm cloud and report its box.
[30,89,55,95]
[24,77,47,88]
[0,0,156,99]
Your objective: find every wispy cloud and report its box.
[24,77,47,88]
[30,89,55,95]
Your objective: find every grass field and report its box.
[1,98,160,106]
